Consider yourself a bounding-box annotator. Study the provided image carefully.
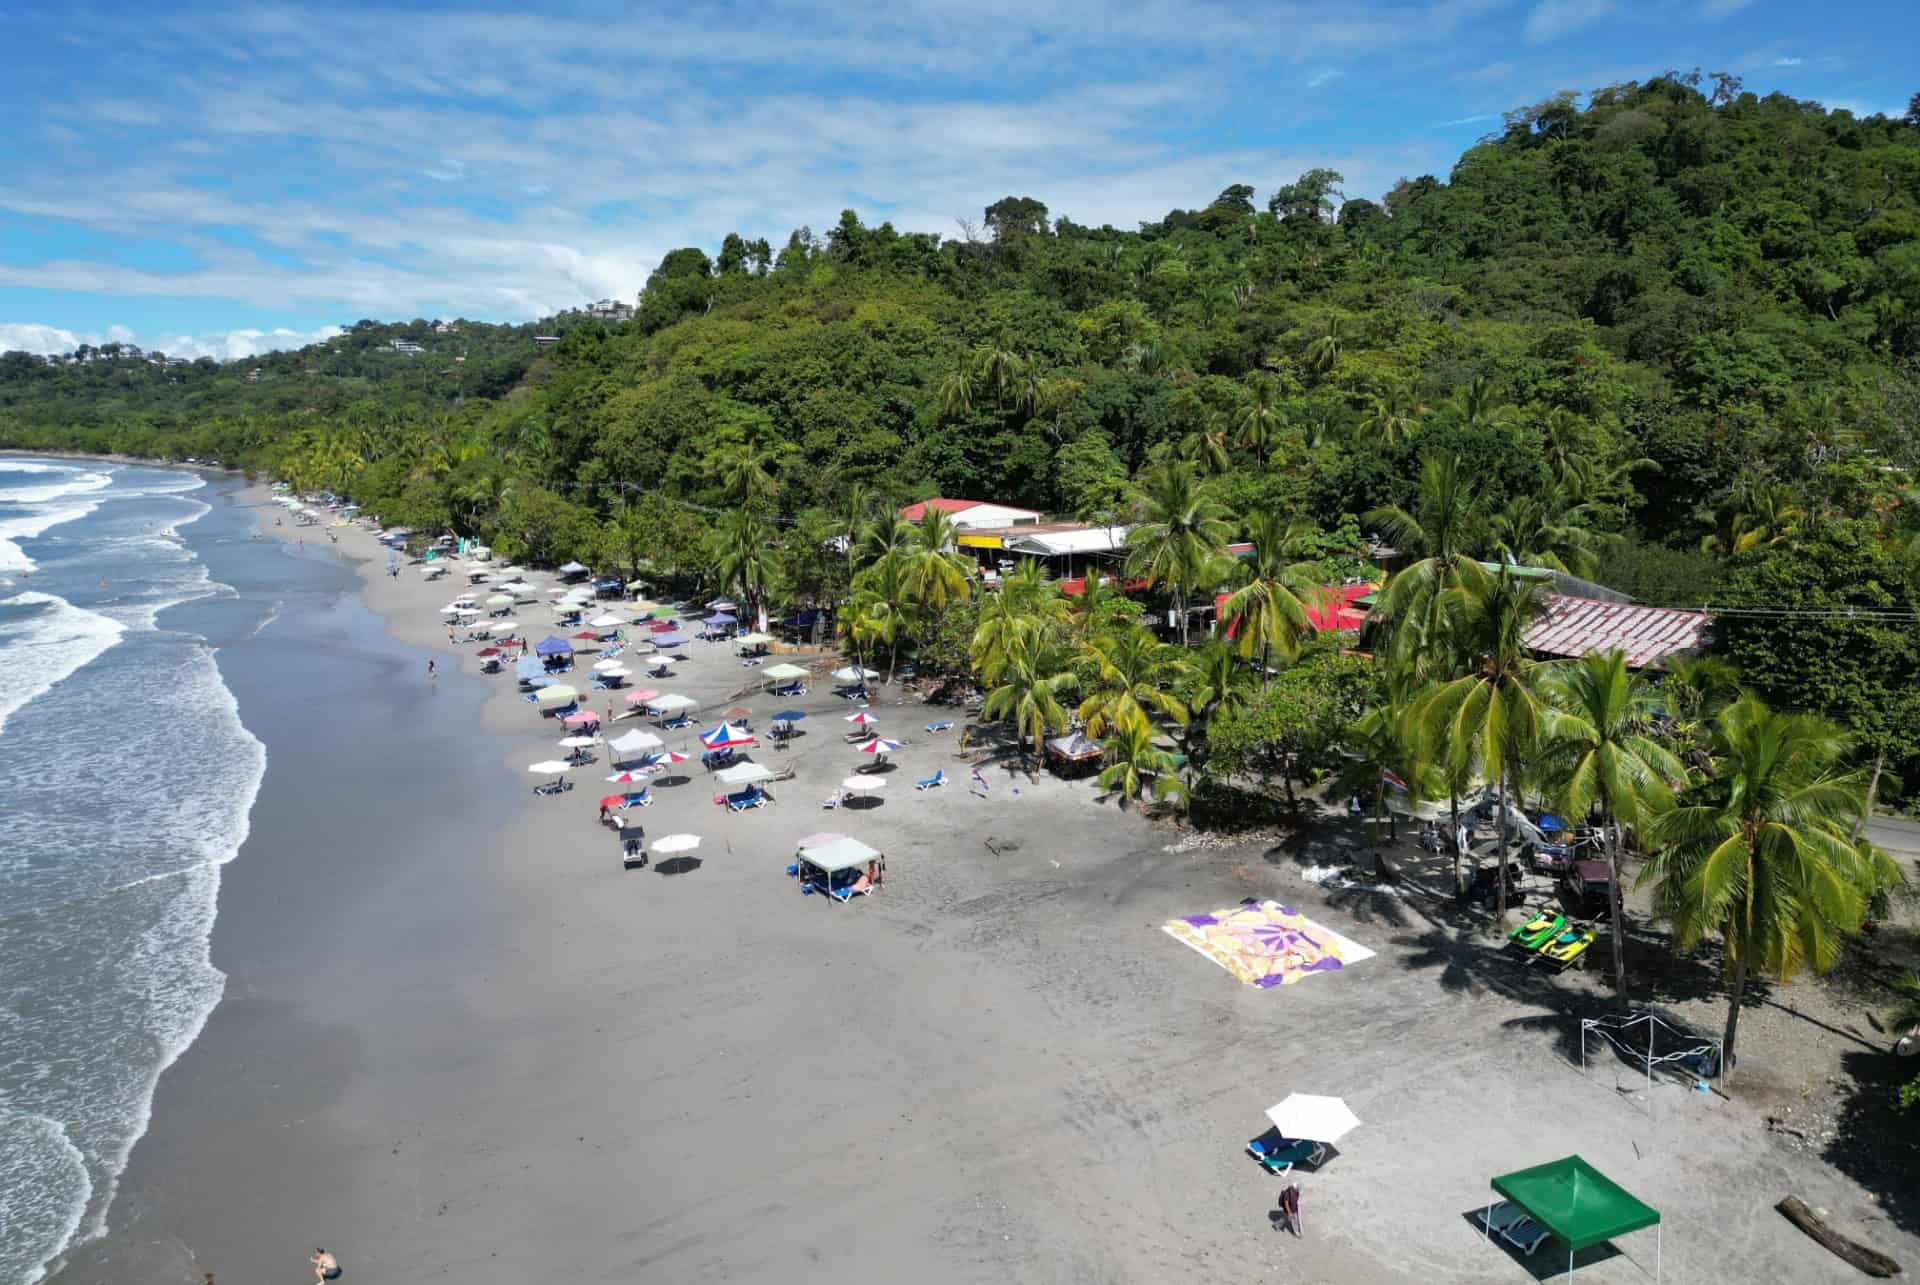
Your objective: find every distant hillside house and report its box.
[578,299,635,323]
[897,498,1044,530]
[533,335,559,348]
[388,340,425,355]
[433,320,460,334]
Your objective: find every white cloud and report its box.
[1306,68,1340,89]
[1771,56,1802,67]
[0,321,339,360]
[1437,113,1496,127]
[1524,0,1612,43]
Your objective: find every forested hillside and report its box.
[6,76,1920,787]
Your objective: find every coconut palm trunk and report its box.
[1854,748,1886,841]
[1722,951,1748,1081]
[1494,772,1511,922]
[1603,800,1628,1010]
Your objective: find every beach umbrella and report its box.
[476,646,502,658]
[1264,1094,1361,1145]
[644,655,673,671]
[624,688,662,705]
[597,665,631,679]
[439,604,464,615]
[845,711,879,725]
[490,618,519,634]
[592,658,626,672]
[833,666,879,683]
[605,770,650,783]
[723,705,753,720]
[570,630,601,642]
[589,613,624,628]
[699,722,756,749]
[485,593,513,608]
[653,834,701,854]
[652,632,688,647]
[558,735,602,749]
[706,611,737,626]
[562,709,602,726]
[856,737,901,754]
[841,775,885,792]
[771,710,807,723]
[640,750,690,767]
[528,759,575,774]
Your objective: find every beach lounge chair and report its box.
[621,790,652,809]
[1247,1136,1326,1175]
[1507,909,1565,952]
[916,769,947,790]
[822,790,844,810]
[1537,924,1596,971]
[925,720,954,734]
[658,714,693,731]
[1478,1201,1551,1256]
[532,779,573,797]
[771,682,807,697]
[725,786,767,813]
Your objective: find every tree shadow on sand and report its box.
[1825,1047,1920,1237]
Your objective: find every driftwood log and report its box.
[1775,1196,1902,1277]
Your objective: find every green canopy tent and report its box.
[1486,1155,1660,1282]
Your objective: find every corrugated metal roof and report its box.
[1524,595,1710,669]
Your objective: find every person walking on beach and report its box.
[426,659,437,682]
[311,1247,342,1280]
[1278,1183,1302,1238]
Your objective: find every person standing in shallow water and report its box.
[311,1247,342,1280]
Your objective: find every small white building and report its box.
[897,498,1044,531]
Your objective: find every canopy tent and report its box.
[533,636,573,657]
[652,632,689,648]
[705,611,738,626]
[1264,1094,1361,1145]
[558,560,589,575]
[610,729,664,758]
[700,722,756,749]
[797,835,881,873]
[535,685,578,707]
[734,631,773,647]
[716,762,777,787]
[1488,1155,1661,1282]
[648,693,697,714]
[486,593,513,607]
[763,662,810,682]
[1046,732,1104,762]
[588,613,625,628]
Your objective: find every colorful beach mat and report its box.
[1162,900,1375,987]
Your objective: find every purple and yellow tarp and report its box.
[1162,900,1375,988]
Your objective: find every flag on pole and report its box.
[1381,769,1409,792]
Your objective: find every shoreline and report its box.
[42,477,1920,1283]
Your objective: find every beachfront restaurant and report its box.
[956,521,1132,585]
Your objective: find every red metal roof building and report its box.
[897,498,1044,526]
[1523,595,1710,669]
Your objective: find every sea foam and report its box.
[0,592,126,735]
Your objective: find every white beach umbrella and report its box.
[1264,1094,1361,1145]
[645,655,673,670]
[558,735,602,749]
[841,775,886,792]
[833,666,879,683]
[527,759,575,774]
[653,834,701,854]
[589,613,624,628]
[439,604,464,615]
[486,593,513,607]
[592,658,626,672]
[490,618,519,632]
[597,665,631,679]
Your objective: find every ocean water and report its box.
[0,458,267,1284]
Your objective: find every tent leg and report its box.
[1567,1246,1573,1281]
[1484,1198,1493,1240]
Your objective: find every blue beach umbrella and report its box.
[771,710,807,723]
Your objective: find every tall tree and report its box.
[1640,697,1897,1080]
[1217,510,1315,681]
[1126,463,1232,646]
[1537,651,1685,1008]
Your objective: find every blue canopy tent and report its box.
[534,636,574,657]
[652,633,689,648]
[705,612,737,626]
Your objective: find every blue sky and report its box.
[1,0,1913,359]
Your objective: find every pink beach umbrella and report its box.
[562,709,602,727]
[845,711,879,725]
[624,687,662,705]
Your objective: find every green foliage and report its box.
[1207,648,1384,810]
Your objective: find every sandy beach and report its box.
[52,480,1920,1284]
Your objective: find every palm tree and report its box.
[1234,377,1287,463]
[980,630,1079,771]
[1446,374,1510,430]
[1537,651,1685,1008]
[1176,420,1232,476]
[708,510,782,632]
[1366,453,1486,681]
[1218,511,1315,681]
[1700,483,1804,555]
[1333,700,1436,850]
[856,508,913,572]
[1097,720,1185,810]
[1304,316,1351,378]
[849,553,912,680]
[1639,697,1896,1080]
[1178,636,1255,788]
[1064,573,1137,639]
[709,442,779,510]
[1126,463,1233,646]
[1075,625,1190,739]
[1358,386,1423,447]
[1412,563,1555,923]
[1489,482,1620,580]
[902,509,973,612]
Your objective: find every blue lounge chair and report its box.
[1247,1136,1326,1175]
[725,786,766,813]
[623,790,652,808]
[772,682,807,697]
[916,769,947,790]
[925,720,954,733]
[1478,1201,1551,1255]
